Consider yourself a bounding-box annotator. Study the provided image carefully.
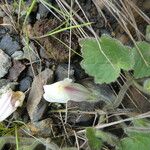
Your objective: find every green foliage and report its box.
[133,41,150,79]
[80,34,150,84]
[86,127,102,150]
[23,0,37,25]
[118,130,150,150]
[132,119,150,127]
[117,119,150,150]
[86,120,150,150]
[86,127,119,150]
[0,122,16,136]
[80,34,134,83]
[95,130,119,147]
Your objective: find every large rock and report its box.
[0,49,11,78]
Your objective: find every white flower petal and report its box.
[0,89,12,109]
[0,89,25,122]
[0,90,13,117]
[0,101,16,122]
[43,84,70,103]
[43,78,94,103]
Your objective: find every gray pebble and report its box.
[19,76,33,92]
[39,47,49,59]
[0,34,21,56]
[36,3,49,20]
[0,49,12,78]
[11,51,24,60]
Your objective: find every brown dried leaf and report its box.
[7,60,25,81]
[27,68,53,121]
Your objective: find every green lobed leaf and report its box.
[86,127,102,150]
[80,34,134,84]
[118,119,150,150]
[133,41,150,79]
[95,130,119,147]
[118,131,150,150]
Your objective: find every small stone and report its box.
[0,34,21,56]
[22,42,38,61]
[11,51,24,60]
[36,3,49,20]
[39,47,49,59]
[7,60,25,81]
[55,63,75,81]
[0,49,12,78]
[19,76,33,92]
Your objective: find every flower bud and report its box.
[43,78,97,103]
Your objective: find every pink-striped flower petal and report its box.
[0,89,25,122]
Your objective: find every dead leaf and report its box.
[7,60,25,81]
[27,68,53,121]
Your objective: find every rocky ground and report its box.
[0,0,149,150]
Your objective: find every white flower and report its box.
[0,88,25,122]
[43,78,97,103]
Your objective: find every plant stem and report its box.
[15,125,19,150]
